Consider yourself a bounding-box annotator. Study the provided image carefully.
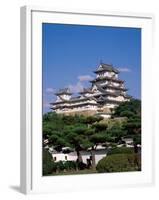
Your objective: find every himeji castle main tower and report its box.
[51,62,131,118]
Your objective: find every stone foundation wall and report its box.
[103,107,112,113]
[62,109,97,117]
[58,107,113,117]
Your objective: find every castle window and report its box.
[53,156,56,161]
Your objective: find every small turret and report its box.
[55,88,72,101]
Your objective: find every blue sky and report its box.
[42,23,141,113]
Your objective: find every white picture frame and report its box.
[20,6,154,194]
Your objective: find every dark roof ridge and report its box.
[94,62,119,74]
[55,88,72,95]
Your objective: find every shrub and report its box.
[64,161,77,171]
[108,147,134,155]
[53,161,78,173]
[43,149,54,175]
[77,161,87,170]
[56,161,65,171]
[96,153,141,173]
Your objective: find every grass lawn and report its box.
[47,168,97,176]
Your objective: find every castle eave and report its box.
[103,85,128,91]
[51,102,98,110]
[90,77,124,83]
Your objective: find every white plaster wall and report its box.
[112,82,120,87]
[95,153,107,164]
[106,89,115,93]
[60,94,71,100]
[52,150,107,164]
[52,153,77,162]
[108,95,124,101]
[100,114,111,118]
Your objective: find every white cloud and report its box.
[68,81,84,93]
[46,87,56,93]
[117,68,131,72]
[78,75,93,82]
[67,74,94,94]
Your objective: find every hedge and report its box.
[56,161,78,172]
[108,147,134,155]
[96,153,141,173]
[43,149,55,175]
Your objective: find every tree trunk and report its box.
[76,149,83,163]
[91,148,96,170]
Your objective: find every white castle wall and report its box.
[52,149,108,165]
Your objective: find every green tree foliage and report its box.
[113,99,141,118]
[106,123,126,143]
[83,115,103,126]
[113,99,141,145]
[124,118,141,135]
[96,153,141,173]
